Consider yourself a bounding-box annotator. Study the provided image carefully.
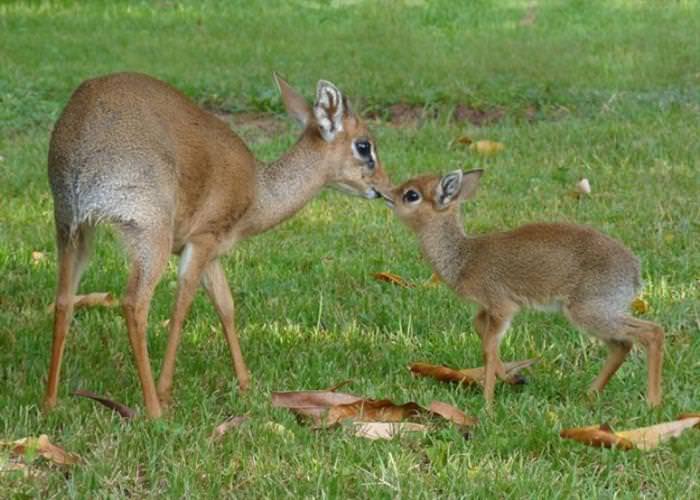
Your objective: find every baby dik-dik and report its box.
[46,72,389,418]
[381,169,663,408]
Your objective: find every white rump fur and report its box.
[314,80,345,142]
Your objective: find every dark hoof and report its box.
[507,374,527,385]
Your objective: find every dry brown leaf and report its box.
[3,435,81,465]
[631,297,649,314]
[561,417,700,451]
[678,413,700,428]
[372,271,415,288]
[272,391,477,431]
[211,415,250,440]
[470,140,505,155]
[456,135,473,145]
[73,389,136,419]
[271,390,364,425]
[560,424,633,450]
[616,418,700,450]
[352,422,428,440]
[428,401,478,427]
[48,292,118,313]
[326,400,424,426]
[410,358,537,386]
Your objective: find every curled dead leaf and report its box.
[428,401,478,427]
[272,390,477,431]
[2,435,81,465]
[616,418,700,450]
[73,389,136,419]
[326,399,424,426]
[678,413,700,428]
[372,271,415,288]
[410,358,537,386]
[211,415,250,440]
[352,422,428,440]
[271,390,364,425]
[561,417,700,451]
[470,140,504,156]
[560,424,633,450]
[48,292,119,313]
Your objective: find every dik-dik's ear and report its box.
[435,169,483,209]
[314,80,346,142]
[274,73,311,126]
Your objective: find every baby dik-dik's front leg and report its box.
[473,307,517,408]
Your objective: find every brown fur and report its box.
[45,72,390,418]
[384,170,663,408]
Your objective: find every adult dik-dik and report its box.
[46,72,389,418]
[381,170,663,408]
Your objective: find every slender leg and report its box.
[201,259,250,391]
[474,308,514,383]
[44,227,93,411]
[475,308,514,408]
[588,340,632,394]
[121,227,171,418]
[568,305,664,407]
[156,241,214,405]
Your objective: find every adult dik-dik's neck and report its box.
[237,134,328,239]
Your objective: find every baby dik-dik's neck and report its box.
[417,215,474,290]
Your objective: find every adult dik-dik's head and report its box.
[275,74,390,199]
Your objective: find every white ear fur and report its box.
[435,170,464,208]
[274,73,310,126]
[314,80,345,142]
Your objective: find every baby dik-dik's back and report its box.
[48,72,255,245]
[384,169,663,407]
[463,221,642,316]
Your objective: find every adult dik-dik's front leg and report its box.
[156,239,218,406]
[201,259,249,390]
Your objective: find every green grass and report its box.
[1,0,699,497]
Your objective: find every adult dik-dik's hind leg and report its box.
[201,259,250,391]
[121,225,171,418]
[44,226,94,411]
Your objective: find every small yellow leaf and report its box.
[31,251,46,264]
[372,271,415,288]
[423,272,441,288]
[470,140,505,156]
[631,297,649,314]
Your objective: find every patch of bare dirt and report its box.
[365,103,437,128]
[452,105,506,126]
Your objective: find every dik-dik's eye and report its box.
[354,139,371,157]
[402,189,421,204]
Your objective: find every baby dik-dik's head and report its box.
[382,169,484,232]
[274,74,390,199]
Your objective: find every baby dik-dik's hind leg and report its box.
[567,305,664,407]
[44,227,94,411]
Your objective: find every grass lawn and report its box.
[1,0,699,497]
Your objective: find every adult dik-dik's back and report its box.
[46,72,389,418]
